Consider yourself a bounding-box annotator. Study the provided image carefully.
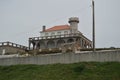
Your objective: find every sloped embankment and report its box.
[0,62,120,80]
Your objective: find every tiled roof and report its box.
[44,25,70,32]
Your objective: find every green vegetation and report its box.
[28,48,120,55]
[0,62,120,80]
[29,48,62,55]
[81,48,120,51]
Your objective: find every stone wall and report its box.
[0,46,26,55]
[0,50,120,66]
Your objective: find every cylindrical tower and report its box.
[42,25,46,31]
[68,17,79,34]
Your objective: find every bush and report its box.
[66,49,72,53]
[29,48,62,55]
[73,64,85,73]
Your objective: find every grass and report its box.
[0,62,120,80]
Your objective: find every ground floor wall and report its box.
[0,50,120,66]
[29,36,92,50]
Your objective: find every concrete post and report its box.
[12,43,14,47]
[29,41,31,50]
[7,42,10,46]
[2,43,4,46]
[54,40,58,48]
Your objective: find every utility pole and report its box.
[92,0,95,52]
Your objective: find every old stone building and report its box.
[29,17,92,50]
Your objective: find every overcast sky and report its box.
[0,0,120,48]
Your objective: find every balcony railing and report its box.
[0,42,28,50]
[29,33,82,41]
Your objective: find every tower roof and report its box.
[69,17,79,23]
[44,25,70,32]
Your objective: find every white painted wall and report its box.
[40,29,70,37]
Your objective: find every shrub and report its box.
[73,64,85,74]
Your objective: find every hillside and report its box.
[0,62,120,80]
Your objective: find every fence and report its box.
[0,50,120,66]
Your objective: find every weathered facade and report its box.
[29,17,92,50]
[0,42,28,55]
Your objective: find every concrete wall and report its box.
[0,46,26,55]
[0,50,120,66]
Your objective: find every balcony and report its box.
[29,33,82,41]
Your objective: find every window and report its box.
[57,32,61,35]
[51,32,55,36]
[45,33,48,36]
[64,31,68,34]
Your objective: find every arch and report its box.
[57,39,65,48]
[86,45,89,48]
[90,44,92,48]
[86,42,90,48]
[84,41,88,48]
[67,38,74,43]
[36,43,40,49]
[31,42,35,50]
[47,40,55,48]
[39,41,45,49]
[82,39,84,47]
[76,38,81,44]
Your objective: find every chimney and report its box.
[68,17,79,33]
[42,25,46,31]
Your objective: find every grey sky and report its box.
[0,0,120,48]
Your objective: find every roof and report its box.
[44,25,70,32]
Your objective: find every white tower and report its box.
[68,17,79,34]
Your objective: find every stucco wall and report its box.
[40,30,70,37]
[0,50,120,66]
[0,46,26,55]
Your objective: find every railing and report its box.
[29,33,82,41]
[0,42,29,50]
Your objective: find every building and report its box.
[29,17,92,50]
